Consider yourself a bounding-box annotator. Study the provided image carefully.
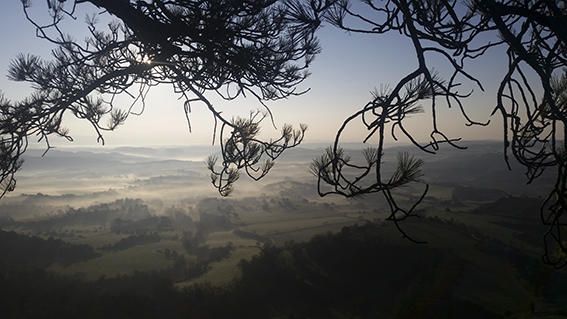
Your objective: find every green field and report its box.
[51,238,193,280]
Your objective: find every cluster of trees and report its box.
[101,232,161,251]
[17,198,152,232]
[110,216,173,234]
[0,1,565,265]
[0,230,98,269]
[1,221,566,318]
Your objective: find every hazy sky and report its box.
[0,1,519,147]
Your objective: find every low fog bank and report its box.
[0,141,552,221]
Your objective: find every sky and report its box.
[0,0,517,148]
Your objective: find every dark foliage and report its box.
[306,0,567,266]
[1,222,567,318]
[0,230,98,269]
[0,0,565,267]
[19,198,151,232]
[0,0,322,197]
[110,216,173,234]
[101,232,161,251]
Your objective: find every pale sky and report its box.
[0,1,516,148]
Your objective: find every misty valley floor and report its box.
[0,142,566,318]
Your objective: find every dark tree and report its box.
[0,0,327,196]
[1,0,566,266]
[308,0,567,266]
